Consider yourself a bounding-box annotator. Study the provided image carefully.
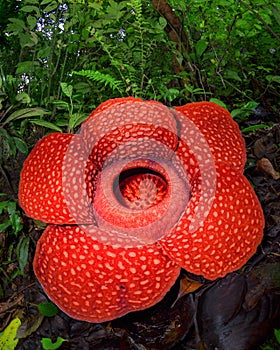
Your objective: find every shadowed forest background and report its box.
[0,0,280,349]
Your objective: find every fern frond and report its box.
[73,69,125,94]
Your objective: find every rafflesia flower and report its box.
[19,97,264,322]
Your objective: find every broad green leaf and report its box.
[7,201,16,216]
[3,108,49,125]
[266,75,280,84]
[0,318,21,350]
[231,108,243,118]
[21,31,38,47]
[0,221,12,233]
[275,329,280,344]
[21,6,40,17]
[13,137,29,154]
[209,98,227,109]
[15,92,31,104]
[27,15,37,30]
[272,5,280,25]
[41,0,53,4]
[38,302,58,317]
[28,119,63,132]
[158,17,167,28]
[196,39,208,58]
[7,135,17,156]
[51,100,69,110]
[15,61,35,75]
[0,201,9,211]
[37,46,51,58]
[224,70,242,82]
[7,18,26,32]
[16,236,30,273]
[69,112,87,130]
[0,129,10,138]
[44,1,59,13]
[10,213,23,234]
[243,101,259,110]
[60,82,73,98]
[41,337,68,350]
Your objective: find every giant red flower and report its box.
[19,97,264,322]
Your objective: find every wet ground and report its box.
[0,105,280,350]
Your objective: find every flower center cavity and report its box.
[115,168,168,210]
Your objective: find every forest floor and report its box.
[0,105,280,350]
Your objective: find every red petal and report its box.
[19,133,95,224]
[85,96,144,121]
[159,162,264,280]
[81,100,179,167]
[33,225,180,322]
[175,102,246,171]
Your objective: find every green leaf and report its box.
[16,236,30,273]
[27,15,37,30]
[272,5,280,26]
[60,82,73,98]
[266,75,280,84]
[41,337,68,350]
[40,0,53,4]
[69,112,87,130]
[38,302,58,317]
[274,329,280,344]
[3,108,49,126]
[241,124,269,133]
[10,212,23,234]
[37,46,51,58]
[195,39,208,58]
[209,98,227,109]
[158,17,167,28]
[13,137,29,154]
[19,31,38,47]
[44,1,58,13]
[243,101,259,110]
[0,318,21,350]
[28,119,63,132]
[15,61,35,75]
[0,221,12,233]
[15,92,31,104]
[7,18,26,32]
[0,200,9,211]
[225,70,242,82]
[52,100,69,110]
[7,201,16,216]
[21,5,40,17]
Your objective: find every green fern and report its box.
[73,0,173,100]
[73,70,125,94]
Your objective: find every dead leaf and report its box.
[256,158,280,180]
[17,313,44,339]
[172,276,203,307]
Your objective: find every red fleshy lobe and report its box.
[18,133,95,224]
[175,102,246,171]
[34,225,180,322]
[159,161,264,280]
